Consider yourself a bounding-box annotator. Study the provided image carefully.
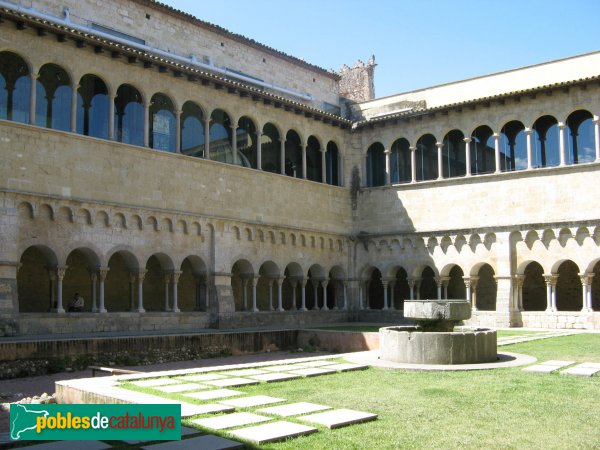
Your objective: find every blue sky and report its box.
[160,0,600,98]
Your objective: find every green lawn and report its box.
[122,334,600,449]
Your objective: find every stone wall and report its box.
[28,0,340,108]
[339,56,376,103]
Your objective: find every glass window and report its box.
[77,74,108,139]
[181,101,205,158]
[114,84,144,146]
[0,51,30,124]
[36,64,71,131]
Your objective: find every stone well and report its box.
[379,299,497,365]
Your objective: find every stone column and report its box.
[171,271,181,312]
[251,276,258,312]
[543,274,558,312]
[471,277,479,312]
[89,270,98,313]
[463,277,472,307]
[55,267,66,313]
[415,279,422,300]
[343,281,348,310]
[98,267,108,313]
[408,147,417,183]
[163,273,171,311]
[525,128,533,169]
[46,267,55,311]
[277,277,284,312]
[382,279,389,310]
[302,144,307,179]
[440,276,450,299]
[280,139,286,175]
[143,101,150,147]
[493,133,501,173]
[436,142,444,179]
[175,110,182,153]
[242,277,249,311]
[204,116,210,159]
[108,90,115,140]
[70,83,78,132]
[321,279,329,311]
[558,122,567,166]
[321,147,327,183]
[257,130,262,170]
[230,124,238,165]
[312,279,320,310]
[129,273,136,311]
[358,280,364,309]
[300,278,307,311]
[464,137,472,176]
[290,279,298,310]
[407,278,416,300]
[514,275,525,311]
[580,273,594,312]
[384,148,392,185]
[435,277,442,299]
[267,278,274,311]
[593,117,600,162]
[136,270,146,313]
[29,73,37,125]
[550,276,558,312]
[389,280,396,309]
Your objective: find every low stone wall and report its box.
[218,310,352,328]
[12,312,212,336]
[297,329,380,353]
[466,311,600,329]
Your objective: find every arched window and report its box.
[36,63,71,131]
[415,134,437,181]
[442,130,466,178]
[261,123,280,173]
[114,84,144,146]
[306,136,322,182]
[325,141,340,186]
[500,121,527,171]
[76,74,108,139]
[390,138,411,183]
[471,126,495,174]
[236,116,256,168]
[181,101,205,157]
[566,110,595,164]
[209,109,232,163]
[285,130,303,178]
[366,142,385,187]
[532,115,559,168]
[0,51,30,123]
[150,93,176,152]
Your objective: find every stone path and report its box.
[523,360,600,376]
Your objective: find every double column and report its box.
[543,274,558,312]
[580,273,595,312]
[463,276,479,312]
[162,271,182,312]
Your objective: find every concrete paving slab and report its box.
[140,434,244,449]
[154,383,209,393]
[561,365,600,377]
[258,402,332,417]
[262,364,305,372]
[193,412,272,430]
[322,363,368,372]
[184,389,243,401]
[225,368,268,376]
[24,441,111,449]
[247,372,302,382]
[523,365,563,373]
[297,360,336,367]
[179,374,228,382]
[220,395,286,408]
[288,367,337,377]
[229,421,318,444]
[299,408,378,429]
[204,377,259,387]
[180,403,235,416]
[131,378,180,387]
[579,362,600,369]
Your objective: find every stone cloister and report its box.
[0,0,599,335]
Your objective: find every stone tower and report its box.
[339,55,376,103]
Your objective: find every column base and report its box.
[322,306,329,311]
[98,308,107,313]
[136,308,145,313]
[252,308,259,312]
[277,307,284,312]
[300,307,307,312]
[172,308,180,313]
[53,308,65,314]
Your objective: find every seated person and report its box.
[68,293,84,312]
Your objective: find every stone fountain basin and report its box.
[379,326,497,365]
[404,299,471,321]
